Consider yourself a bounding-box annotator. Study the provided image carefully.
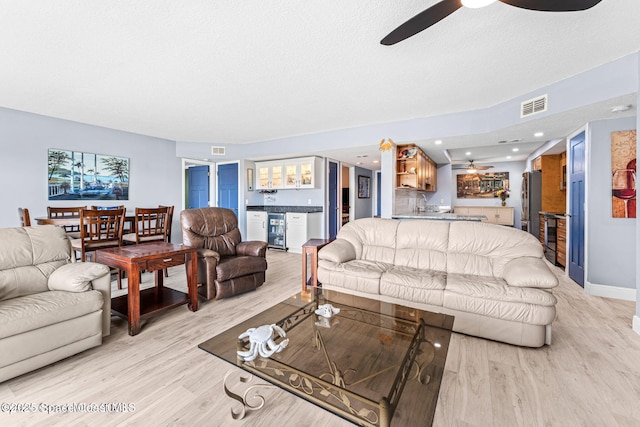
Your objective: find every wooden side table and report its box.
[95,242,198,336]
[301,238,332,292]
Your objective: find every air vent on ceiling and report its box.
[521,94,547,118]
[210,146,226,156]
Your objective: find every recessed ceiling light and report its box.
[373,160,379,164]
[534,132,544,137]
[506,156,512,159]
[356,162,362,165]
[461,0,497,8]
[611,104,632,113]
[435,140,443,145]
[512,148,519,152]
[465,151,471,155]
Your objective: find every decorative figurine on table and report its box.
[237,324,289,362]
[315,303,340,318]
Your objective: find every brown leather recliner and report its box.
[180,207,268,300]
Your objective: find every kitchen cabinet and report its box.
[283,157,319,189]
[246,211,268,242]
[532,156,542,171]
[454,206,514,226]
[396,144,437,192]
[256,161,283,190]
[256,157,319,190]
[285,212,322,254]
[556,217,566,267]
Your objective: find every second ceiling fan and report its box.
[380,0,602,46]
[453,160,494,173]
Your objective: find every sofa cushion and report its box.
[394,220,449,272]
[336,218,398,263]
[317,259,389,294]
[447,222,544,277]
[48,262,110,292]
[503,257,558,289]
[216,256,267,282]
[0,290,104,339]
[380,266,446,306]
[0,226,72,302]
[444,273,557,325]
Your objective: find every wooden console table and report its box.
[301,238,332,292]
[95,242,198,336]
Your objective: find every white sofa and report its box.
[317,218,559,347]
[0,225,111,382]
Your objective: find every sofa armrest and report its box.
[197,248,220,262]
[237,241,267,257]
[503,257,558,289]
[318,239,356,263]
[48,262,112,337]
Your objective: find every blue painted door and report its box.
[188,165,210,209]
[569,132,585,287]
[218,163,239,215]
[376,171,381,216]
[328,161,338,239]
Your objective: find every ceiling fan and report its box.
[453,160,494,173]
[380,0,602,46]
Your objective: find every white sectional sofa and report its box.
[317,218,559,347]
[0,225,111,382]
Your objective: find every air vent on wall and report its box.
[521,94,548,118]
[210,146,226,156]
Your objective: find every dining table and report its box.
[34,212,137,229]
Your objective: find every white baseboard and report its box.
[633,316,640,336]
[585,281,636,301]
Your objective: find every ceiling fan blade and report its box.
[380,0,463,46]
[476,165,494,170]
[498,0,602,12]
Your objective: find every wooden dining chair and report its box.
[158,205,174,277]
[70,208,126,288]
[48,206,86,238]
[18,207,31,226]
[122,207,170,245]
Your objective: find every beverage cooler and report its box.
[267,213,286,250]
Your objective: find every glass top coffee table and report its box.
[199,289,453,426]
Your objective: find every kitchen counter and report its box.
[247,205,323,213]
[392,213,488,221]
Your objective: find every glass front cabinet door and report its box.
[256,162,284,189]
[283,157,317,189]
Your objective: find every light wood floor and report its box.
[1,250,640,426]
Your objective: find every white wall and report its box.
[452,161,526,229]
[1,107,183,241]
[587,116,637,290]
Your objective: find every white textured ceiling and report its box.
[1,1,639,162]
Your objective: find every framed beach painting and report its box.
[48,149,130,200]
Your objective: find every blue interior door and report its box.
[218,163,239,215]
[328,161,338,239]
[188,165,210,209]
[569,132,585,287]
[376,172,381,217]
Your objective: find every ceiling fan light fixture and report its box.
[461,0,497,8]
[467,167,477,174]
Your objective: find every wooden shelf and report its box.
[396,144,437,192]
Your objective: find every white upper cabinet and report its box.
[256,161,284,189]
[257,157,319,190]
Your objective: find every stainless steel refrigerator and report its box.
[521,170,542,238]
